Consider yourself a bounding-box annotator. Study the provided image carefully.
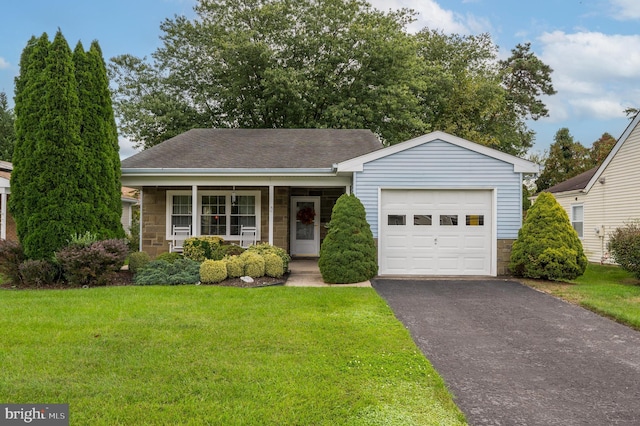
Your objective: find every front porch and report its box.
[138,185,347,258]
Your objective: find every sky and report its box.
[1,0,639,160]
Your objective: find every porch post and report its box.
[1,191,6,240]
[138,188,143,251]
[191,185,198,236]
[268,185,274,245]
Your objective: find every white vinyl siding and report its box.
[353,139,522,240]
[552,120,640,263]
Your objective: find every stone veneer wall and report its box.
[497,239,515,276]
[272,187,290,251]
[141,187,169,258]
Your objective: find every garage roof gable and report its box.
[337,131,539,173]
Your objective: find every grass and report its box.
[522,263,640,330]
[0,286,466,425]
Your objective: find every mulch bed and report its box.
[1,270,288,290]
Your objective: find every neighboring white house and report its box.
[545,113,640,263]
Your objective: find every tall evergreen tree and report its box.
[10,33,51,248]
[21,31,90,259]
[11,31,125,259]
[0,92,15,161]
[535,128,590,192]
[74,41,124,239]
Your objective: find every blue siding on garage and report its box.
[353,139,523,239]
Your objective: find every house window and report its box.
[201,195,226,235]
[167,190,260,239]
[231,195,256,236]
[572,205,584,238]
[171,195,192,228]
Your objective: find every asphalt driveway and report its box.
[372,278,640,425]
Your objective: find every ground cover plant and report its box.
[521,263,640,330]
[0,286,465,425]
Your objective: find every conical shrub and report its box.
[319,194,377,283]
[510,192,587,280]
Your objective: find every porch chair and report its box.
[239,226,257,248]
[169,225,191,253]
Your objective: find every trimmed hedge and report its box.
[200,260,228,284]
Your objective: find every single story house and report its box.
[544,113,640,264]
[121,129,538,276]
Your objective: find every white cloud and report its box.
[610,0,640,20]
[0,57,9,69]
[119,137,141,160]
[368,0,474,34]
[538,31,640,121]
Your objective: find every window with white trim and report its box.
[571,205,584,238]
[166,190,260,239]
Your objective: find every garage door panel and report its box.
[380,189,493,276]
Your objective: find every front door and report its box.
[290,196,321,256]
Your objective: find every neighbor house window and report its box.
[167,190,260,239]
[572,205,584,238]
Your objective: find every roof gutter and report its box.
[121,167,338,176]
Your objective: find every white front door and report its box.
[290,196,321,256]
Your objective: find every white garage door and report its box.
[380,189,493,276]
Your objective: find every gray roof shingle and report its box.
[544,167,598,193]
[121,129,384,169]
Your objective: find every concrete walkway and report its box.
[285,259,371,287]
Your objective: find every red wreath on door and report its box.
[296,206,316,225]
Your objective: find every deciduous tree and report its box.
[110,0,555,156]
[0,92,15,161]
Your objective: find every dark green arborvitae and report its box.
[510,192,587,280]
[73,41,124,239]
[10,33,52,252]
[21,31,89,259]
[11,31,125,260]
[319,194,378,284]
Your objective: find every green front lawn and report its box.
[0,286,465,425]
[522,263,640,330]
